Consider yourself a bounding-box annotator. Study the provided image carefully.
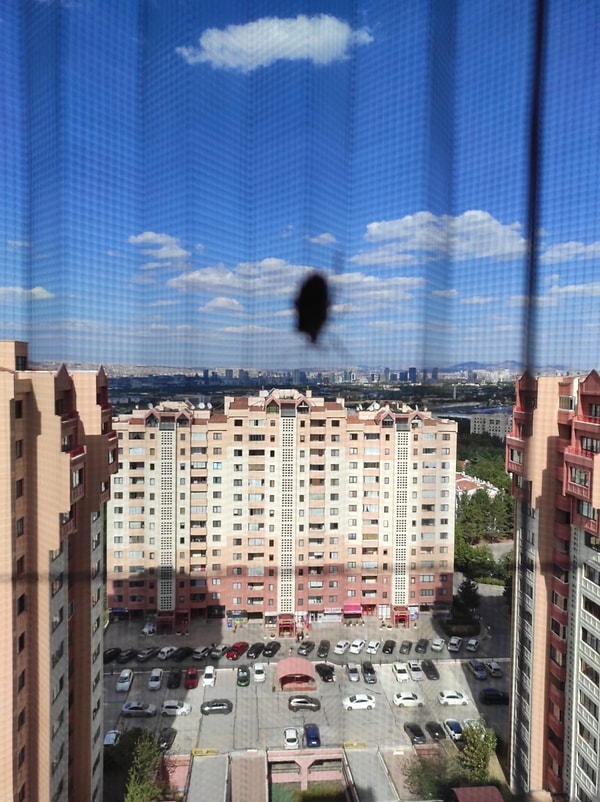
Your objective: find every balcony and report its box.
[554,521,571,542]
[552,548,570,570]
[573,415,600,436]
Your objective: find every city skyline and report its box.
[3,1,600,371]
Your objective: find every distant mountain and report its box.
[444,361,524,372]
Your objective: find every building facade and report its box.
[0,341,117,802]
[106,389,456,631]
[507,372,600,802]
[470,410,512,440]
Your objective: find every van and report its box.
[304,723,321,748]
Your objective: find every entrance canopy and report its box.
[342,603,363,616]
[276,657,316,690]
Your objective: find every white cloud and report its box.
[0,286,54,301]
[432,288,458,298]
[148,299,178,307]
[176,14,373,72]
[541,240,600,264]
[357,210,527,264]
[7,240,32,249]
[139,262,163,271]
[129,231,190,260]
[460,296,495,305]
[201,297,244,313]
[167,258,315,298]
[307,232,336,245]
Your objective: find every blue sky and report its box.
[2,0,599,371]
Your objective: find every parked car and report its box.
[117,649,137,664]
[158,646,177,661]
[202,665,216,687]
[366,640,381,655]
[467,659,487,680]
[283,727,300,750]
[444,718,463,741]
[303,723,321,748]
[209,644,229,660]
[288,695,321,712]
[236,665,251,686]
[407,661,424,681]
[247,642,265,660]
[184,667,199,689]
[466,638,480,652]
[298,640,315,656]
[362,661,377,684]
[193,646,211,661]
[148,668,164,691]
[172,646,194,663]
[463,718,487,736]
[103,648,121,664]
[104,730,121,746]
[167,670,181,689]
[226,641,249,660]
[485,660,503,678]
[425,721,446,740]
[404,722,427,744]
[479,688,509,705]
[136,647,159,663]
[430,637,445,652]
[116,669,134,692]
[262,640,281,658]
[161,700,191,717]
[447,637,463,653]
[346,663,361,682]
[393,692,424,708]
[317,639,330,658]
[349,639,366,655]
[200,699,233,716]
[438,689,469,706]
[421,659,440,681]
[158,727,177,750]
[334,639,351,655]
[392,662,410,682]
[382,639,396,655]
[343,693,376,711]
[415,638,429,654]
[254,663,266,683]
[315,663,335,682]
[399,640,412,655]
[121,702,157,718]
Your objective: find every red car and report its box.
[226,641,249,661]
[184,667,199,689]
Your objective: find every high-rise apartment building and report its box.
[0,341,117,802]
[106,389,456,631]
[507,372,600,802]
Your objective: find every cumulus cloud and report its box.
[176,14,373,72]
[541,240,600,264]
[129,231,190,260]
[167,258,314,298]
[307,232,337,245]
[356,210,527,265]
[0,286,54,301]
[201,297,244,313]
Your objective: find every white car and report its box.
[158,646,177,660]
[431,637,445,652]
[254,663,266,683]
[393,691,424,708]
[438,689,469,706]
[334,640,350,655]
[447,637,463,653]
[148,668,163,690]
[342,693,376,711]
[202,665,216,687]
[366,640,381,655]
[485,660,503,678]
[346,663,361,682]
[103,730,121,746]
[161,700,191,717]
[444,718,463,741]
[116,669,133,692]
[466,638,480,652]
[407,661,424,681]
[349,639,366,655]
[283,727,300,750]
[121,702,157,718]
[392,662,410,682]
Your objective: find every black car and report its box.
[172,646,194,663]
[421,659,440,681]
[116,648,137,664]
[263,640,281,658]
[425,721,446,740]
[362,661,377,684]
[479,688,510,705]
[404,722,427,745]
[167,670,181,689]
[315,663,335,682]
[382,639,396,655]
[298,640,315,656]
[103,648,121,664]
[415,638,429,654]
[399,640,412,655]
[247,642,265,660]
[200,699,233,716]
[317,639,330,659]
[288,695,321,712]
[158,727,177,750]
[136,647,159,663]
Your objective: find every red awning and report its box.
[276,657,315,683]
[342,603,363,614]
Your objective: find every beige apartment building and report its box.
[507,372,600,802]
[106,389,456,632]
[0,341,117,802]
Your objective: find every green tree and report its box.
[461,722,498,784]
[401,753,463,799]
[124,730,164,802]
[456,577,480,612]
